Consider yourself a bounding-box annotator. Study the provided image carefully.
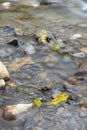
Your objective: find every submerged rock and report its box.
[78,61,87,72]
[0,61,10,81]
[3,103,33,121]
[18,0,42,7]
[72,52,86,58]
[24,45,36,55]
[30,126,43,130]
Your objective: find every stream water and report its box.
[0,0,87,130]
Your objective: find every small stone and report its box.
[61,111,72,118]
[52,90,61,98]
[2,2,11,9]
[30,126,43,130]
[78,61,87,72]
[0,79,5,87]
[57,107,64,114]
[24,45,36,55]
[80,112,87,117]
[0,50,7,58]
[7,38,18,47]
[0,61,10,81]
[70,34,82,40]
[63,56,71,63]
[57,39,65,48]
[67,119,79,130]
[2,26,14,35]
[14,28,23,36]
[81,47,87,54]
[72,52,86,58]
[3,103,33,121]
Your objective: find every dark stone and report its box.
[3,26,14,34]
[7,38,18,47]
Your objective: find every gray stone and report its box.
[61,111,72,118]
[67,119,79,130]
[63,56,71,63]
[72,52,86,58]
[24,45,36,55]
[80,112,87,117]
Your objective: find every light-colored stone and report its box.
[3,103,33,121]
[0,79,5,87]
[24,45,36,55]
[31,126,43,130]
[0,61,10,80]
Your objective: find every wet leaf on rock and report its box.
[33,98,42,107]
[34,30,54,45]
[8,81,16,87]
[50,93,69,105]
[9,57,34,71]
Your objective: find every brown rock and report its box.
[78,61,87,72]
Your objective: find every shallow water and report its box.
[0,0,87,130]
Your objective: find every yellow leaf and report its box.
[50,93,69,105]
[38,30,48,44]
[54,45,60,52]
[8,81,16,87]
[33,98,42,107]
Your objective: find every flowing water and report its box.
[0,0,87,130]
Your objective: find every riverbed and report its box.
[0,0,87,130]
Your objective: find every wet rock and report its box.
[7,38,18,47]
[9,57,34,71]
[0,61,10,81]
[0,79,5,87]
[34,29,54,45]
[52,90,61,98]
[57,107,64,114]
[30,126,43,130]
[79,102,87,108]
[14,28,23,36]
[2,26,14,35]
[56,39,66,48]
[24,45,36,55]
[0,49,14,58]
[1,49,13,57]
[60,47,73,54]
[78,61,87,72]
[80,112,87,117]
[70,33,82,40]
[67,119,79,130]
[63,56,71,63]
[72,52,86,58]
[0,50,7,58]
[18,0,42,7]
[81,47,87,54]
[61,111,72,118]
[2,2,11,9]
[3,103,33,121]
